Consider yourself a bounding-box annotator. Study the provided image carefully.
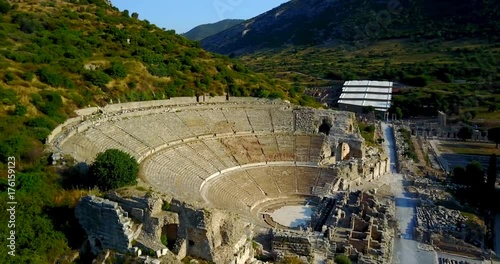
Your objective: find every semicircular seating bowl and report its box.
[59,102,349,226]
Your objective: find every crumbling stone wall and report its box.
[75,196,139,255]
[169,200,254,264]
[272,230,313,258]
[293,109,364,161]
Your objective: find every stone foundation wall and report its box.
[169,200,254,263]
[272,230,313,257]
[75,196,137,255]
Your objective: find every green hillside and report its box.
[0,1,313,263]
[240,39,500,123]
[182,19,244,41]
[202,0,499,55]
[199,0,500,123]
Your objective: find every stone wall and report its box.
[75,196,138,255]
[272,230,313,257]
[169,200,254,264]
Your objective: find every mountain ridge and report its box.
[201,0,499,56]
[182,19,245,41]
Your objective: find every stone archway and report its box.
[340,142,351,160]
[319,119,332,135]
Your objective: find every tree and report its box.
[0,0,11,14]
[457,126,473,141]
[362,106,375,114]
[131,12,139,19]
[89,149,138,191]
[334,254,352,264]
[465,161,484,188]
[488,127,500,148]
[105,62,128,78]
[83,70,111,88]
[395,107,403,119]
[452,166,467,185]
[486,154,497,190]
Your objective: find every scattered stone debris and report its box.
[416,206,467,235]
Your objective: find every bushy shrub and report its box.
[0,0,11,14]
[21,71,34,81]
[127,81,137,89]
[269,90,285,99]
[31,91,65,120]
[83,70,111,87]
[147,65,170,77]
[402,74,431,87]
[25,116,57,130]
[12,13,43,34]
[37,67,64,87]
[105,62,127,78]
[364,125,375,133]
[11,103,27,116]
[334,255,352,264]
[3,71,15,83]
[0,86,17,105]
[89,149,139,191]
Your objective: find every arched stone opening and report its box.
[339,142,351,160]
[319,119,332,135]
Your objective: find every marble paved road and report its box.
[382,123,436,264]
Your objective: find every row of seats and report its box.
[98,125,151,156]
[137,134,332,205]
[62,107,297,162]
[204,166,335,211]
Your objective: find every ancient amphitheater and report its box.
[50,97,391,262]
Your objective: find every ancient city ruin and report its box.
[48,97,396,263]
[49,96,497,263]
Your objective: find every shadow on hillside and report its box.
[59,162,93,190]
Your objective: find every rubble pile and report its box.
[416,206,467,234]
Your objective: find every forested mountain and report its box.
[200,0,499,120]
[182,19,244,41]
[201,0,499,56]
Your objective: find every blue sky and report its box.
[111,0,289,34]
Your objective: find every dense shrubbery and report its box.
[37,67,74,88]
[334,255,352,264]
[83,70,112,87]
[0,86,17,105]
[31,91,66,121]
[0,0,11,14]
[89,149,139,191]
[105,62,127,78]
